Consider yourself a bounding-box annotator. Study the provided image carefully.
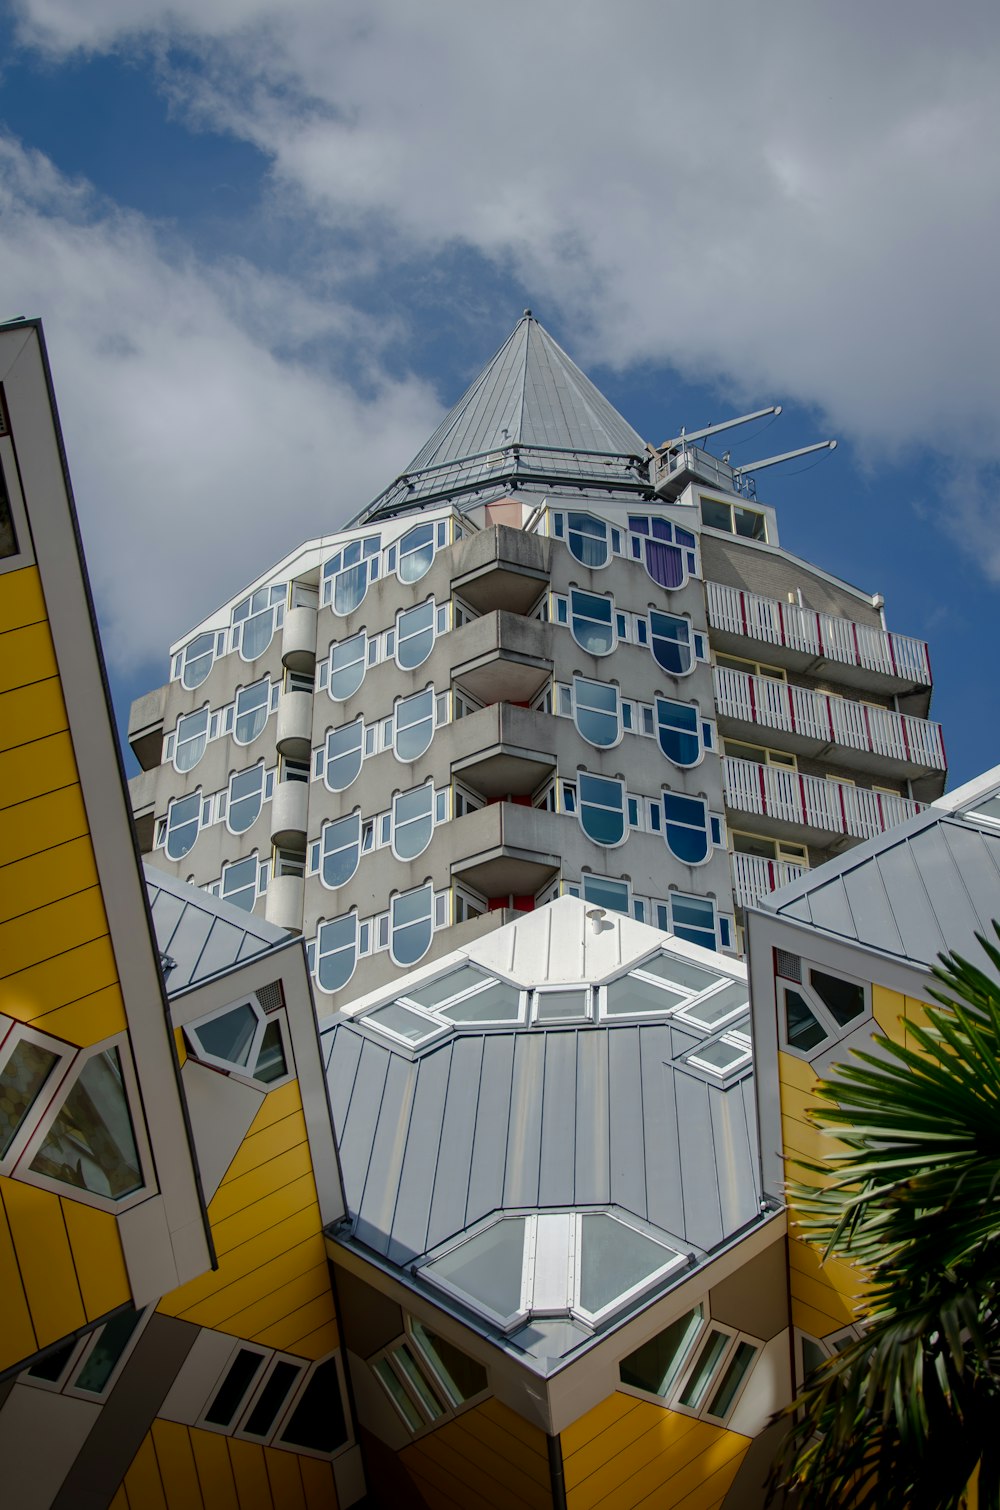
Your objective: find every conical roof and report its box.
[359,312,649,522]
[407,311,645,473]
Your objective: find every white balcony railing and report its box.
[713,666,946,772]
[722,756,924,841]
[706,581,932,687]
[731,851,808,909]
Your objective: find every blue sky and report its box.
[1,1,998,786]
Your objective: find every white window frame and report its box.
[0,1019,77,1173]
[318,811,363,890]
[326,631,367,702]
[24,1307,152,1401]
[185,997,295,1090]
[776,956,872,1061]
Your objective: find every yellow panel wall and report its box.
[561,1391,750,1510]
[156,1080,339,1360]
[400,1396,553,1510]
[118,1420,339,1509]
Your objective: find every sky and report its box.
[1,0,998,785]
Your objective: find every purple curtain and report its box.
[645,541,683,589]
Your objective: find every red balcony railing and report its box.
[722,756,925,840]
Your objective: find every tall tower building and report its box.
[128,313,945,1009]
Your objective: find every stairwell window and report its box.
[390,884,434,967]
[227,764,265,835]
[397,522,436,583]
[649,612,693,676]
[569,590,616,656]
[174,707,209,771]
[234,678,271,745]
[164,791,202,860]
[323,720,364,791]
[573,677,622,749]
[316,914,358,993]
[396,600,436,670]
[656,699,703,767]
[577,773,627,846]
[320,813,362,889]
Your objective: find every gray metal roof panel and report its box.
[144,862,289,994]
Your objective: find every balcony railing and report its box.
[714,666,946,774]
[731,851,808,909]
[707,581,931,688]
[722,756,924,841]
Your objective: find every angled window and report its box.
[392,782,435,861]
[220,855,260,912]
[316,914,358,993]
[186,998,290,1086]
[567,512,608,568]
[656,699,702,767]
[329,632,367,701]
[278,1355,350,1455]
[204,1346,267,1427]
[669,893,717,950]
[620,1305,705,1399]
[235,585,284,662]
[569,590,615,655]
[234,679,270,745]
[425,1217,527,1328]
[398,522,435,583]
[324,720,364,791]
[574,677,622,748]
[320,813,362,889]
[164,791,202,860]
[25,1308,150,1400]
[180,631,216,690]
[390,884,434,967]
[408,1319,488,1410]
[394,687,435,763]
[776,953,870,1058]
[396,599,435,670]
[174,707,209,771]
[663,793,711,864]
[649,612,693,676]
[0,1030,67,1161]
[29,1045,144,1201]
[227,764,265,835]
[578,773,627,846]
[677,1328,759,1421]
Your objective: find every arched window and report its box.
[180,632,215,690]
[573,678,622,748]
[627,516,696,590]
[174,707,209,771]
[235,585,284,662]
[320,813,362,889]
[656,699,701,767]
[578,773,626,846]
[324,535,380,615]
[663,793,710,864]
[164,792,201,860]
[649,613,693,676]
[234,679,270,745]
[398,522,435,583]
[324,720,364,791]
[220,855,259,911]
[396,600,435,670]
[227,764,264,834]
[390,884,434,967]
[316,914,358,993]
[570,591,615,656]
[392,783,435,861]
[394,688,435,763]
[329,633,366,701]
[567,513,609,568]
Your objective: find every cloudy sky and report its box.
[2,0,998,782]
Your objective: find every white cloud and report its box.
[0,135,442,671]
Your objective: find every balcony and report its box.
[450,610,552,706]
[713,665,945,784]
[722,755,924,849]
[449,803,561,898]
[706,581,931,699]
[450,523,551,615]
[449,704,557,799]
[730,851,808,910]
[128,683,166,772]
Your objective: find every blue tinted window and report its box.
[329,633,366,701]
[570,591,615,656]
[670,894,717,950]
[228,765,264,834]
[656,700,701,767]
[574,678,621,748]
[395,688,435,762]
[663,793,710,864]
[397,601,435,670]
[321,813,362,888]
[392,784,434,861]
[399,523,435,582]
[567,513,608,568]
[165,792,201,860]
[581,875,630,914]
[578,774,626,846]
[317,914,357,992]
[325,720,364,791]
[649,613,692,676]
[391,885,434,967]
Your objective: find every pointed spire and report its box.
[359,313,649,523]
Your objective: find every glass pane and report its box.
[30,1048,143,1199]
[165,793,201,860]
[784,988,827,1051]
[399,524,435,582]
[535,990,589,1022]
[707,1340,757,1417]
[570,591,614,655]
[235,682,269,744]
[657,700,700,767]
[641,954,719,993]
[229,767,263,834]
[175,708,209,771]
[330,633,366,701]
[395,691,434,762]
[605,977,684,1016]
[619,1306,703,1397]
[679,1329,730,1408]
[579,1214,677,1315]
[733,507,766,541]
[182,633,215,689]
[700,498,732,532]
[394,1342,445,1420]
[326,722,364,791]
[243,1360,301,1436]
[810,969,865,1027]
[397,603,435,670]
[317,916,357,993]
[240,609,274,661]
[0,1038,60,1156]
[333,562,368,615]
[650,612,692,675]
[411,1320,487,1406]
[279,1357,348,1453]
[253,1021,288,1084]
[581,876,630,914]
[691,1039,747,1072]
[801,1336,827,1378]
[567,513,608,567]
[373,1358,422,1433]
[28,1337,78,1382]
[671,895,716,948]
[196,1004,258,1066]
[367,1003,439,1043]
[427,1218,526,1320]
[74,1308,144,1393]
[405,966,491,1009]
[682,981,748,1025]
[322,814,361,888]
[439,982,521,1023]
